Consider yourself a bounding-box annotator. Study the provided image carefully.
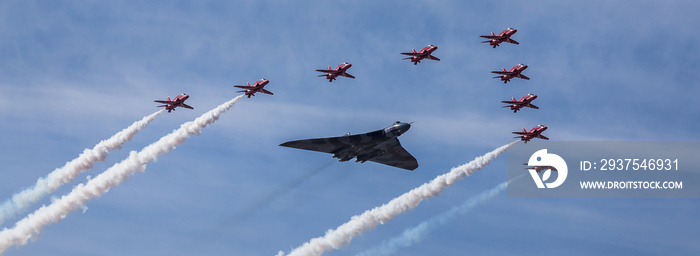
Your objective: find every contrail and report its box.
[182,160,336,254]
[235,160,335,222]
[278,141,518,256]
[0,95,243,253]
[0,110,163,225]
[355,177,521,256]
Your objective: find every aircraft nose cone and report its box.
[399,122,411,134]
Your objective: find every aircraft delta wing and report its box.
[279,122,418,171]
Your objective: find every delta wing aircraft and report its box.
[280,121,418,170]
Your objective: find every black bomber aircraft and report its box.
[279,121,418,171]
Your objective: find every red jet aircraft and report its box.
[501,94,539,113]
[316,62,355,82]
[492,64,529,84]
[401,45,440,65]
[513,125,549,143]
[154,94,194,113]
[234,79,273,98]
[480,28,519,48]
[523,163,557,173]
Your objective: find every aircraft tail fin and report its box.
[512,97,517,101]
[503,68,507,72]
[412,49,417,53]
[491,32,496,36]
[523,128,528,133]
[328,66,332,70]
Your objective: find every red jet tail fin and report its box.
[503,68,507,72]
[523,128,528,133]
[328,66,332,70]
[412,49,417,53]
[167,96,171,101]
[491,32,496,36]
[512,97,517,101]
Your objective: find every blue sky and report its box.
[0,0,699,255]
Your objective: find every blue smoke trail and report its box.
[355,179,513,256]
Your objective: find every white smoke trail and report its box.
[0,95,243,253]
[355,180,510,256]
[0,110,164,225]
[279,141,518,256]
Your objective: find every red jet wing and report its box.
[340,73,356,79]
[315,69,339,74]
[506,38,520,45]
[491,70,514,75]
[400,50,421,56]
[480,35,502,40]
